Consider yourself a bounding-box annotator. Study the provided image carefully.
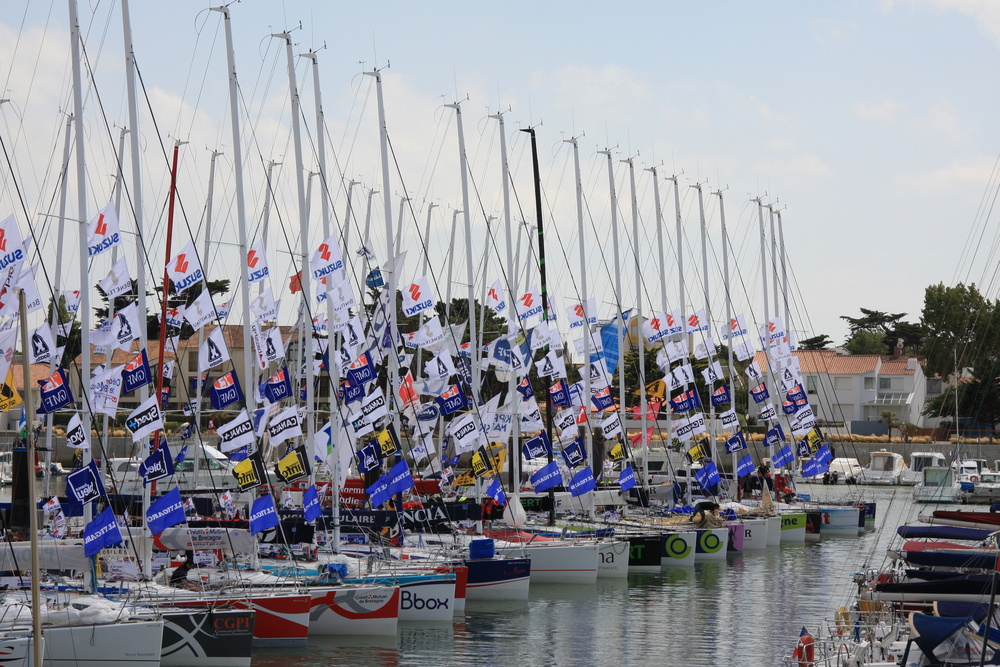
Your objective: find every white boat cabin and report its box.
[858,450,908,485]
[900,452,947,485]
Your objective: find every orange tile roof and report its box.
[878,360,917,375]
[752,349,920,375]
[9,362,57,390]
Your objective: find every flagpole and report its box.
[714,189,740,492]
[19,290,42,667]
[624,156,648,503]
[693,184,718,467]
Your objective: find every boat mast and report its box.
[714,189,738,485]
[490,111,519,493]
[521,127,556,526]
[777,210,790,346]
[213,5,255,413]
[69,0,92,525]
[624,156,648,491]
[43,114,73,499]
[304,49,338,541]
[259,159,280,294]
[566,137,592,487]
[755,198,771,435]
[599,150,627,472]
[447,101,481,404]
[19,290,41,667]
[770,205,779,324]
[668,174,690,504]
[122,0,153,576]
[275,30,315,451]
[693,183,717,461]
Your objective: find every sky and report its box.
[0,0,997,351]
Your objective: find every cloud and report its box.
[922,0,1000,46]
[854,98,902,121]
[893,155,997,195]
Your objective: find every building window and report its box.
[864,377,875,390]
[806,376,817,394]
[834,376,852,391]
[879,377,891,390]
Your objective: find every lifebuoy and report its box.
[971,475,979,483]
[835,606,850,636]
[792,631,815,667]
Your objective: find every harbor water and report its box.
[250,485,922,667]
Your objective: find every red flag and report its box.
[289,270,303,294]
[398,371,419,412]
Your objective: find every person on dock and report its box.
[169,551,198,589]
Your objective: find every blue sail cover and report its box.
[934,601,991,623]
[902,550,999,570]
[897,524,994,541]
[910,613,967,656]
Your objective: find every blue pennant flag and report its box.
[174,443,189,464]
[801,457,829,478]
[670,388,702,414]
[340,381,365,406]
[346,352,377,387]
[797,437,812,457]
[356,441,380,473]
[365,267,384,289]
[599,310,631,375]
[447,453,461,467]
[561,437,586,469]
[763,424,786,448]
[146,487,186,535]
[486,476,508,506]
[522,432,551,460]
[786,384,807,403]
[591,386,615,411]
[385,459,415,497]
[139,444,174,484]
[227,445,249,462]
[436,384,469,416]
[711,384,731,407]
[366,471,392,508]
[725,431,748,454]
[782,400,800,415]
[37,368,73,414]
[619,465,637,491]
[83,506,123,557]
[749,382,770,404]
[736,455,755,478]
[210,370,244,410]
[694,460,722,492]
[66,460,106,504]
[531,460,562,492]
[569,467,597,497]
[249,494,280,535]
[771,444,794,469]
[303,485,322,522]
[122,350,152,394]
[815,444,833,465]
[180,423,191,441]
[548,380,571,409]
[516,376,534,400]
[262,366,293,403]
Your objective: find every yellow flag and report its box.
[608,442,626,461]
[806,429,822,452]
[376,425,400,457]
[0,369,21,412]
[687,441,707,463]
[276,446,310,483]
[232,454,264,491]
[471,446,490,478]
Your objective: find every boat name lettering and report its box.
[401,590,449,610]
[214,616,252,631]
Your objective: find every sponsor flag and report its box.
[125,395,164,442]
[138,444,174,483]
[261,327,285,363]
[549,379,571,408]
[37,368,74,414]
[184,290,216,331]
[815,443,833,465]
[268,406,302,447]
[515,286,543,321]
[670,388,702,414]
[694,460,722,492]
[232,453,267,491]
[175,443,189,463]
[486,476,508,506]
[736,455,755,478]
[771,444,794,469]
[398,371,419,414]
[66,461,106,503]
[121,350,152,394]
[531,460,562,492]
[522,432,550,460]
[686,440,708,463]
[608,442,626,461]
[436,383,469,416]
[198,327,230,371]
[749,383,770,404]
[146,487,186,535]
[28,324,56,364]
[591,386,615,411]
[83,506,123,557]
[361,387,389,424]
[763,424,786,448]
[166,240,204,293]
[86,202,122,256]
[712,385,731,407]
[684,309,709,334]
[218,409,255,452]
[516,376,534,400]
[719,408,739,429]
[275,445,311,483]
[484,280,507,314]
[368,459,415,507]
[802,456,829,478]
[0,368,21,412]
[401,276,434,317]
[619,465,637,491]
[725,431,748,454]
[449,412,481,453]
[758,402,777,422]
[43,496,61,515]
[569,467,597,497]
[249,494,280,535]
[701,360,725,385]
[375,424,402,458]
[356,441,380,473]
[471,445,493,478]
[561,437,586,469]
[601,411,623,438]
[310,234,346,282]
[262,366,293,403]
[66,413,89,451]
[89,365,123,418]
[303,485,322,521]
[246,240,270,284]
[346,351,377,387]
[210,370,244,410]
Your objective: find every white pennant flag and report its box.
[125,395,164,442]
[310,233,345,282]
[267,406,302,447]
[449,412,481,453]
[0,216,26,276]
[66,413,90,451]
[485,279,507,314]
[424,352,456,380]
[567,298,597,330]
[693,337,715,360]
[250,288,279,322]
[325,276,356,312]
[719,408,739,429]
[361,386,389,424]
[112,303,140,351]
[262,327,285,363]
[538,350,566,379]
[401,275,434,317]
[701,360,725,385]
[28,324,56,364]
[246,240,270,284]
[86,202,122,257]
[642,311,671,343]
[166,240,204,294]
[0,326,17,384]
[601,411,623,438]
[668,363,694,390]
[89,365,124,417]
[515,286,543,321]
[722,313,749,340]
[199,327,231,371]
[685,309,710,335]
[184,290,217,331]
[98,257,132,299]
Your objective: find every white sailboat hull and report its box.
[512,543,599,585]
[7,620,163,667]
[660,532,696,568]
[740,518,769,550]
[596,540,629,578]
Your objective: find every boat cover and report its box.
[898,525,994,541]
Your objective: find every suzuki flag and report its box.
[401,276,434,317]
[721,313,749,341]
[246,240,270,284]
[310,234,345,282]
[566,299,596,329]
[0,215,26,275]
[125,395,164,442]
[642,312,671,343]
[684,309,710,335]
[515,286,543,321]
[86,202,122,257]
[166,240,204,294]
[484,280,507,314]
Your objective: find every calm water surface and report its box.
[252,485,928,667]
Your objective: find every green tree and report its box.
[844,330,888,355]
[798,334,832,350]
[923,360,1000,435]
[840,307,923,355]
[879,409,899,441]
[920,282,1000,377]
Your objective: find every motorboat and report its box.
[857,450,908,485]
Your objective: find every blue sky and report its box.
[0,0,997,352]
